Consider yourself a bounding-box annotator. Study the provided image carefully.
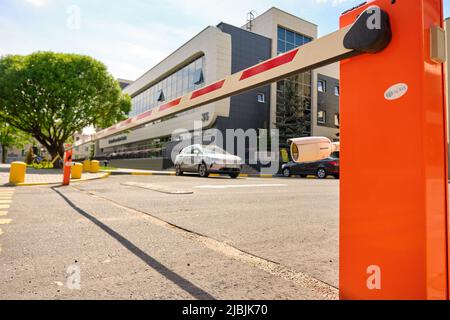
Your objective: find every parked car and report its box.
[281,157,340,179]
[175,145,242,178]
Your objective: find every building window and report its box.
[193,69,204,85]
[129,55,206,118]
[277,26,312,55]
[157,89,165,102]
[334,86,340,96]
[257,93,265,103]
[318,111,326,124]
[276,26,313,137]
[318,80,326,93]
[334,114,340,127]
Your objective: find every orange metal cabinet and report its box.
[339,0,449,299]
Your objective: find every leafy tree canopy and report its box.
[0,52,131,159]
[275,78,311,148]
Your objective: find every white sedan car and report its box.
[175,145,242,178]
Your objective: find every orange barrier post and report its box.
[340,0,448,299]
[62,147,73,186]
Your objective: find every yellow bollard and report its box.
[90,160,100,173]
[71,163,83,180]
[9,162,27,185]
[83,160,91,172]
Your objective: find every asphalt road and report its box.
[0,174,339,300]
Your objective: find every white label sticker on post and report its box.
[384,83,408,101]
[65,162,76,167]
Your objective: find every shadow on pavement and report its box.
[51,186,216,300]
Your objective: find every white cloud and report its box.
[315,0,353,6]
[24,0,52,7]
[165,0,274,26]
[4,0,358,80]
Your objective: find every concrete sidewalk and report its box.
[0,164,109,187]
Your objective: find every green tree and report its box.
[0,52,131,161]
[275,79,311,148]
[25,146,34,165]
[0,122,31,163]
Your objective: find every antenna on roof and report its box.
[246,10,258,32]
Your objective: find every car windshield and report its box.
[202,145,228,155]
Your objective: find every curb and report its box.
[104,171,338,180]
[9,172,111,187]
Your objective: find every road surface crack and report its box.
[73,186,339,300]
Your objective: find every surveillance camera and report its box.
[288,137,340,163]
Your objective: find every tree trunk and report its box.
[33,135,65,169]
[1,145,7,164]
[46,144,65,169]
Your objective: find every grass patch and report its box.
[100,166,118,171]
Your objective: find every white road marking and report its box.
[0,219,12,225]
[122,182,193,194]
[195,184,288,189]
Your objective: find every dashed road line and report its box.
[73,186,339,300]
[0,189,14,242]
[122,182,193,195]
[195,184,288,189]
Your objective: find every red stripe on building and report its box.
[191,80,226,99]
[239,49,299,81]
[136,110,153,120]
[119,118,133,127]
[159,98,182,112]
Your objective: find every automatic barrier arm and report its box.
[92,7,391,142]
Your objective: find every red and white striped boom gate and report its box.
[96,0,449,299]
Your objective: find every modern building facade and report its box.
[118,79,133,90]
[0,145,27,163]
[315,64,340,141]
[74,7,340,169]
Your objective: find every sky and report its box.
[1,0,450,81]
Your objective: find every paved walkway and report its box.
[0,164,107,186]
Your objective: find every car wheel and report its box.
[317,168,327,179]
[175,164,183,176]
[198,163,209,178]
[229,172,240,179]
[282,168,291,177]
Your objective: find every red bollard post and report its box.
[62,145,73,186]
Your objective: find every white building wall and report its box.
[95,26,233,152]
[124,26,232,122]
[248,8,318,129]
